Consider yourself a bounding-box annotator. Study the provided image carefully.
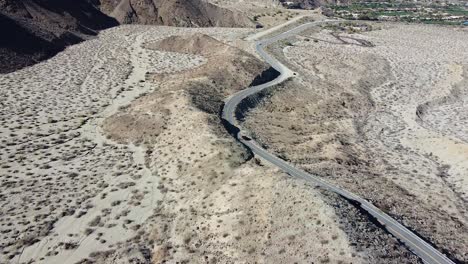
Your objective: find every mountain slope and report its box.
[0,0,118,73]
[101,0,254,27]
[0,0,254,73]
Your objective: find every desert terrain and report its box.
[0,0,277,73]
[244,21,468,262]
[1,1,467,262]
[0,24,246,263]
[0,18,384,263]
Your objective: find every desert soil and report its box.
[0,24,240,263]
[0,21,369,264]
[244,21,468,263]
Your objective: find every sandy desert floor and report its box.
[244,21,468,262]
[0,24,246,263]
[0,21,385,263]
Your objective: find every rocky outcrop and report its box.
[100,0,254,27]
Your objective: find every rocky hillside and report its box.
[0,0,118,73]
[100,0,254,27]
[0,0,254,73]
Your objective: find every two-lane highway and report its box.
[222,20,455,264]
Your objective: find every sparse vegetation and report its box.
[244,21,468,263]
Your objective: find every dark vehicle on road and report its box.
[241,135,252,141]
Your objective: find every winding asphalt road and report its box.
[222,20,455,264]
